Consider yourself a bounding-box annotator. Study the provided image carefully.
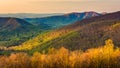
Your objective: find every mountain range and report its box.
[0,12,100,47]
[24,11,100,29]
[11,11,120,54]
[0,11,120,68]
[0,13,63,18]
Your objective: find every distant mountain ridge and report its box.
[24,11,101,29]
[0,13,63,18]
[64,11,100,18]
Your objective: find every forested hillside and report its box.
[0,17,44,47]
[0,12,100,47]
[11,11,120,54]
[0,0,119,67]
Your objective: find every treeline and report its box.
[0,39,120,68]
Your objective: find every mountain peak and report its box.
[64,11,100,18]
[0,17,32,31]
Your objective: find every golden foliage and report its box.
[13,30,73,50]
[112,23,120,28]
[0,39,120,68]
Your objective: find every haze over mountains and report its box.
[24,11,101,28]
[0,13,63,18]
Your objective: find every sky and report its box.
[0,0,119,13]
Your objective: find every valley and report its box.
[0,0,119,68]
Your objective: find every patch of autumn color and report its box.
[13,30,74,50]
[0,39,120,68]
[112,22,120,28]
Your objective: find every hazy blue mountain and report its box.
[0,13,63,18]
[24,12,101,29]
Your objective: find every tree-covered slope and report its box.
[0,17,44,47]
[12,11,120,54]
[0,12,100,47]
